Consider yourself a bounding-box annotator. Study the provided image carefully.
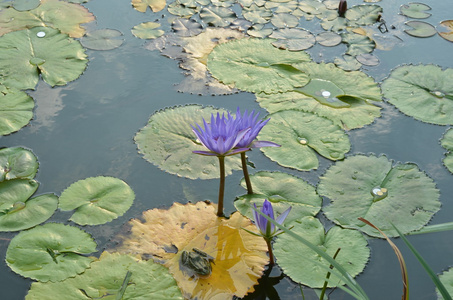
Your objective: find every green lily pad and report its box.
[242,4,273,24]
[199,6,237,27]
[381,64,453,125]
[0,0,95,38]
[405,20,437,37]
[0,27,88,90]
[270,13,299,28]
[318,154,441,237]
[334,54,362,71]
[257,62,382,129]
[438,20,453,42]
[0,87,34,135]
[0,179,39,212]
[274,217,370,288]
[437,267,453,299]
[0,147,38,181]
[0,193,58,232]
[167,0,199,17]
[400,2,431,19]
[172,18,203,37]
[341,31,376,56]
[207,38,311,93]
[247,24,273,38]
[440,128,453,174]
[265,0,298,13]
[80,29,124,50]
[135,105,242,180]
[316,31,342,47]
[269,28,316,51]
[6,223,97,282]
[356,53,380,66]
[132,0,166,12]
[131,22,165,39]
[321,16,348,32]
[26,251,184,300]
[12,0,40,11]
[234,171,322,223]
[345,4,382,26]
[257,110,350,171]
[59,176,135,225]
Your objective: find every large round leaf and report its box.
[80,29,124,50]
[404,20,437,37]
[115,202,268,300]
[345,4,382,26]
[6,223,97,282]
[207,38,311,93]
[274,217,370,288]
[441,128,453,173]
[269,28,316,51]
[0,26,88,90]
[134,105,242,180]
[400,3,431,19]
[0,0,95,38]
[199,6,237,27]
[381,64,453,125]
[318,154,441,237]
[0,147,38,181]
[438,20,453,43]
[59,176,135,225]
[26,252,183,300]
[0,179,38,212]
[0,87,34,135]
[234,171,322,223]
[131,22,165,39]
[341,31,375,56]
[257,110,350,171]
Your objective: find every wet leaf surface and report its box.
[0,147,38,181]
[0,88,34,135]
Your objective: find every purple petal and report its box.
[276,206,292,225]
[261,199,275,234]
[192,150,219,156]
[225,147,250,156]
[250,141,281,148]
[253,203,262,232]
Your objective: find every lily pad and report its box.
[438,20,453,42]
[270,28,316,51]
[356,53,380,66]
[247,24,273,37]
[257,62,382,129]
[0,0,95,38]
[257,110,350,171]
[437,267,453,299]
[167,0,199,17]
[12,0,40,11]
[440,128,453,174]
[172,18,203,37]
[405,20,437,37]
[58,176,135,225]
[345,4,382,26]
[115,202,268,300]
[199,6,237,27]
[341,31,376,56]
[135,105,242,180]
[132,0,166,12]
[0,147,38,181]
[242,4,273,24]
[400,2,431,19]
[265,0,298,13]
[334,54,362,71]
[270,13,299,28]
[316,31,342,47]
[131,22,165,39]
[318,154,441,237]
[274,216,370,288]
[381,64,453,125]
[0,27,88,90]
[207,38,311,93]
[0,87,34,135]
[0,179,39,212]
[26,252,184,300]
[80,29,124,50]
[6,223,97,282]
[234,171,322,223]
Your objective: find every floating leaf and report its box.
[115,202,268,300]
[345,4,382,26]
[274,217,370,288]
[26,252,183,300]
[437,267,453,299]
[242,3,273,24]
[167,0,199,17]
[257,62,382,129]
[356,53,380,66]
[207,38,311,93]
[132,0,166,12]
[441,128,453,174]
[0,147,38,181]
[438,20,453,42]
[234,171,322,223]
[172,18,203,37]
[59,176,135,226]
[0,0,95,38]
[400,2,431,19]
[247,24,273,37]
[318,154,441,237]
[321,16,348,31]
[257,110,350,171]
[334,54,362,71]
[265,0,298,13]
[131,22,165,39]
[404,20,437,37]
[270,28,316,51]
[0,178,39,211]
[381,64,453,125]
[0,27,88,90]
[12,0,40,10]
[199,6,237,27]
[270,13,299,28]
[316,31,342,47]
[6,223,97,282]
[0,87,34,135]
[80,29,124,50]
[341,31,376,56]
[135,105,242,180]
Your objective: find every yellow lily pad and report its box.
[132,0,166,13]
[115,201,268,300]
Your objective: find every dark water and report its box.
[0,0,452,299]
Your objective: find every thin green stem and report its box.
[241,152,253,194]
[319,248,341,300]
[217,156,225,217]
[265,238,274,265]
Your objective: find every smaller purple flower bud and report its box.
[253,199,291,240]
[338,0,347,17]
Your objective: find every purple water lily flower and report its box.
[192,112,251,157]
[253,199,291,239]
[233,107,280,149]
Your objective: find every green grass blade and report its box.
[408,222,453,235]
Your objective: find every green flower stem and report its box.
[265,238,274,265]
[217,156,225,217]
[319,247,341,300]
[241,152,253,194]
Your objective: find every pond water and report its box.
[0,0,452,299]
